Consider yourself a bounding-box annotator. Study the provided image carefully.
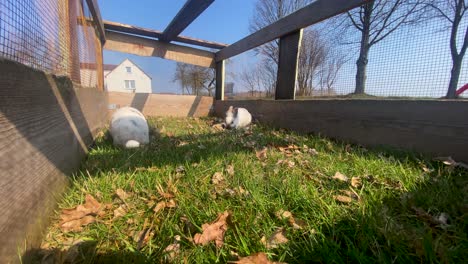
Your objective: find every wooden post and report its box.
[215,60,225,100]
[275,29,302,100]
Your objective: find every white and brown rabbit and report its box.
[224,106,252,129]
[110,107,149,148]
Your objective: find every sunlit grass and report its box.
[32,117,467,263]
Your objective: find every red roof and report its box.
[80,62,117,71]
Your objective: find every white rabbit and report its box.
[224,106,252,129]
[110,107,149,148]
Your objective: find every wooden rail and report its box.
[215,0,369,61]
[104,20,227,50]
[214,0,370,101]
[104,31,215,68]
[161,0,215,42]
[85,0,106,44]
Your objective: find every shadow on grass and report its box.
[21,123,468,263]
[22,241,152,264]
[286,166,468,263]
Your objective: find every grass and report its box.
[28,117,467,263]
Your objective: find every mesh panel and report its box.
[0,0,103,89]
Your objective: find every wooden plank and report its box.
[85,0,106,44]
[275,29,302,100]
[215,60,225,100]
[161,0,215,42]
[104,20,227,49]
[107,92,213,117]
[104,31,215,68]
[214,99,468,163]
[216,0,369,61]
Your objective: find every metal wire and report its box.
[0,0,102,88]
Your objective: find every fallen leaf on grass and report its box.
[334,195,353,203]
[157,183,175,199]
[275,210,307,230]
[226,164,235,176]
[351,177,362,188]
[164,235,181,261]
[412,207,450,229]
[256,147,268,160]
[60,215,96,233]
[115,189,131,202]
[212,172,225,185]
[59,194,104,232]
[113,204,128,219]
[434,156,468,169]
[154,199,177,213]
[132,228,154,249]
[212,123,225,131]
[332,172,348,182]
[261,228,289,249]
[230,252,286,264]
[277,159,295,168]
[194,211,231,248]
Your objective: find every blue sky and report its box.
[99,0,255,94]
[99,0,468,97]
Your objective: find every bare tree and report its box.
[428,0,468,98]
[338,0,428,94]
[251,0,345,97]
[173,63,214,96]
[296,29,328,96]
[319,51,347,93]
[240,65,262,97]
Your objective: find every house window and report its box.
[124,80,136,90]
[126,67,132,73]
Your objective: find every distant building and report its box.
[104,59,152,93]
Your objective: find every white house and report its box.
[104,59,152,93]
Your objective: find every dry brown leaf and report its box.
[154,201,167,213]
[334,195,353,203]
[261,228,289,249]
[113,204,127,219]
[332,172,349,182]
[59,194,103,232]
[256,147,268,160]
[351,177,362,188]
[157,183,175,199]
[434,156,468,169]
[164,235,181,261]
[308,148,319,155]
[226,165,235,176]
[153,199,177,213]
[212,172,225,185]
[115,189,130,202]
[230,252,286,264]
[275,210,306,230]
[212,123,225,131]
[193,211,231,248]
[60,215,96,233]
[132,228,154,249]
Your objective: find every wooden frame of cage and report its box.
[88,0,371,99]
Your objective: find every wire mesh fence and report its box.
[226,2,468,100]
[0,0,103,88]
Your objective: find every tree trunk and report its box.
[446,56,462,98]
[355,44,370,94]
[353,2,373,95]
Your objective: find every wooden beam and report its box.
[104,31,215,68]
[104,20,227,49]
[85,0,106,44]
[216,0,369,61]
[275,30,302,100]
[215,60,225,100]
[161,0,215,42]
